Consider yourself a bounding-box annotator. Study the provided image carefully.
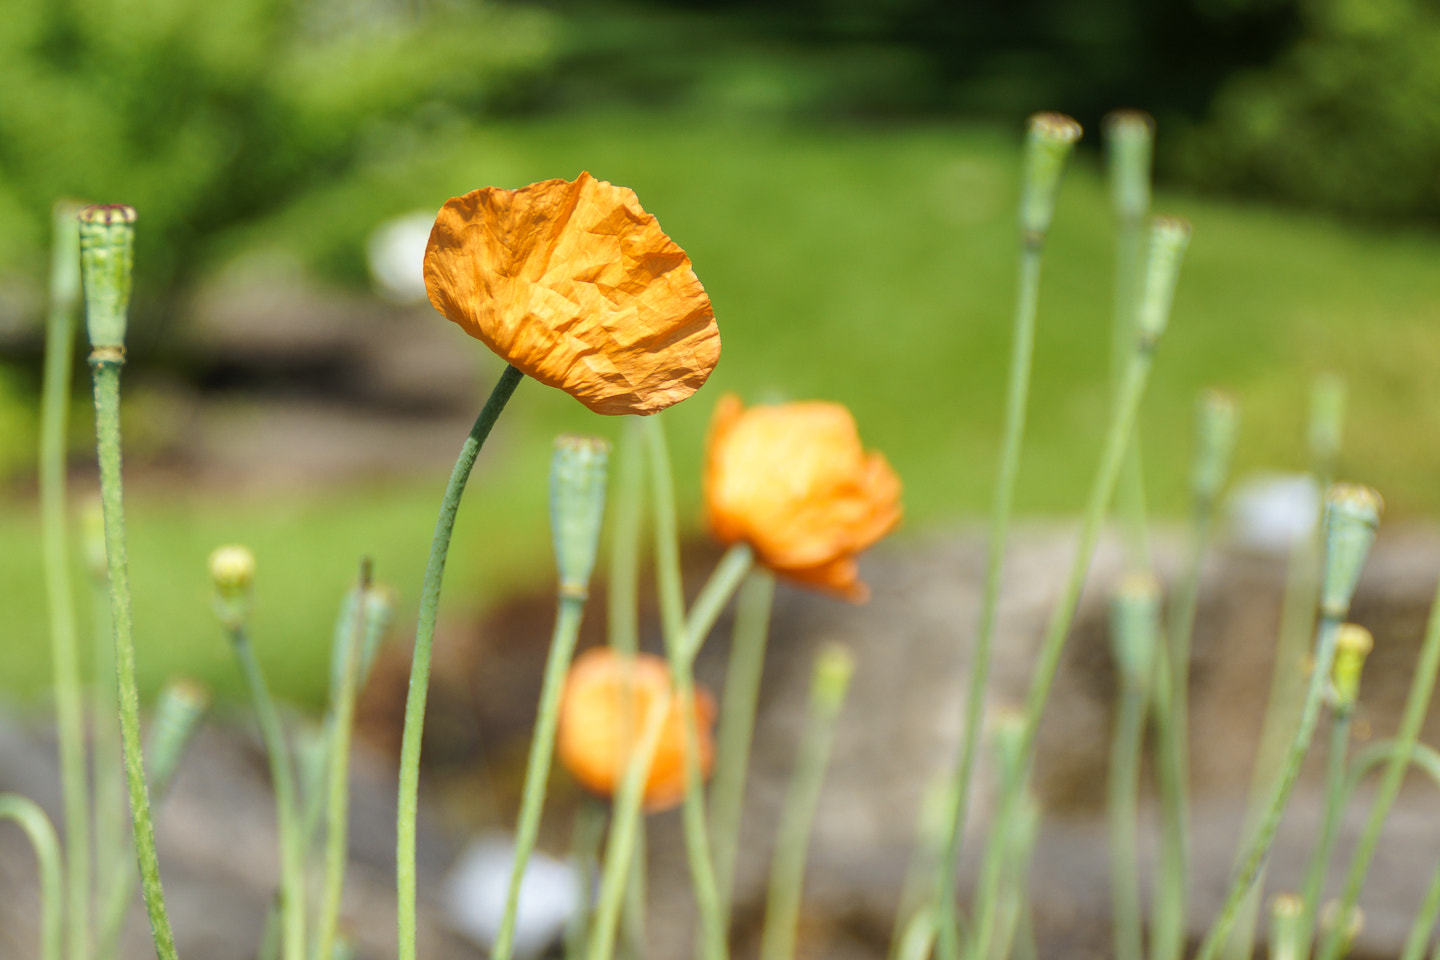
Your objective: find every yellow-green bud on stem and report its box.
[550,435,610,598]
[989,708,1027,786]
[1268,894,1305,960]
[811,643,855,713]
[1308,375,1346,474]
[82,497,108,583]
[209,544,256,629]
[77,205,136,352]
[144,678,210,798]
[1104,110,1154,224]
[1329,624,1373,713]
[1320,485,1383,621]
[1110,573,1161,687]
[1319,901,1363,955]
[359,583,398,685]
[1191,390,1239,506]
[1136,217,1191,348]
[1019,112,1083,241]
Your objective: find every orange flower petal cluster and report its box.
[424,172,720,416]
[704,394,902,602]
[557,647,715,812]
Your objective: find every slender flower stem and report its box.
[566,797,610,960]
[397,364,523,960]
[1400,863,1440,960]
[1318,572,1440,960]
[493,595,589,960]
[609,419,645,657]
[1108,678,1148,960]
[969,296,1167,960]
[759,646,854,960]
[1193,618,1342,960]
[644,415,741,960]
[710,569,777,919]
[227,623,306,960]
[587,698,673,960]
[0,793,65,960]
[931,115,1080,960]
[1295,707,1355,956]
[91,356,179,960]
[315,573,371,960]
[39,201,88,960]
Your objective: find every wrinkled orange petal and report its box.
[704,395,902,601]
[557,647,715,812]
[424,172,720,416]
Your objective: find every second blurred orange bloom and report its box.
[557,647,715,812]
[704,394,902,602]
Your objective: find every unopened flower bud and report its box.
[1320,485,1382,620]
[1319,900,1363,955]
[550,435,610,598]
[1136,217,1191,347]
[1110,573,1161,686]
[81,497,108,583]
[1329,623,1373,712]
[145,678,209,798]
[77,204,136,352]
[1104,110,1154,223]
[810,643,855,714]
[1268,894,1304,960]
[1019,113,1083,240]
[209,544,256,596]
[1191,390,1239,506]
[359,583,397,685]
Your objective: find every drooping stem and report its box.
[397,364,524,960]
[0,793,66,960]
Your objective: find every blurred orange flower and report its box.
[705,395,902,602]
[423,172,720,416]
[557,647,715,812]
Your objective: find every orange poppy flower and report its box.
[423,172,720,416]
[704,394,902,602]
[557,647,715,812]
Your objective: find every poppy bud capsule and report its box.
[209,544,256,629]
[1319,485,1383,621]
[1104,111,1154,224]
[1110,573,1162,686]
[1136,217,1191,349]
[77,204,136,353]
[1019,112,1082,241]
[1268,894,1305,960]
[1191,390,1239,507]
[1328,623,1373,713]
[145,678,209,797]
[550,436,610,598]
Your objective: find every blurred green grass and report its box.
[7,111,1440,707]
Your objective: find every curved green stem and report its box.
[0,793,65,960]
[91,355,179,960]
[1295,708,1354,957]
[397,364,523,960]
[229,624,306,960]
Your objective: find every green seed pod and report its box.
[1268,894,1305,960]
[145,678,210,799]
[1110,573,1161,687]
[1191,389,1239,507]
[1136,217,1191,347]
[1319,485,1383,620]
[209,544,256,629]
[1019,112,1083,240]
[77,205,136,352]
[1104,110,1154,223]
[550,435,610,597]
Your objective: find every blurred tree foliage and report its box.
[1171,0,1440,220]
[0,0,555,327]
